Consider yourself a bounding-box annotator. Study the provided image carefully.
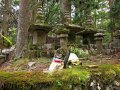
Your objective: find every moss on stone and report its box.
[55,28,69,34]
[0,67,90,90]
[0,64,120,90]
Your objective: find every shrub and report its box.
[69,46,89,58]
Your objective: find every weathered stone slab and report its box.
[86,65,98,68]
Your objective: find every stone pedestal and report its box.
[0,55,6,65]
[112,30,120,49]
[115,30,120,48]
[37,31,47,45]
[96,39,103,53]
[95,33,104,54]
[33,31,38,45]
[57,34,68,49]
[68,33,76,43]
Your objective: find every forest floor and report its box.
[0,54,120,72]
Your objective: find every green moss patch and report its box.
[0,67,90,90]
[0,71,54,90]
[55,28,69,34]
[0,64,120,90]
[98,64,120,83]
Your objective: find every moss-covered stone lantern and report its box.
[113,30,120,48]
[94,32,104,53]
[56,28,69,49]
[65,24,83,44]
[77,28,97,45]
[117,30,120,47]
[55,24,82,48]
[29,24,52,47]
[76,14,95,48]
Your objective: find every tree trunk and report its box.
[2,0,12,36]
[15,0,30,59]
[108,0,115,41]
[0,15,2,45]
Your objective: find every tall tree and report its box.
[2,0,12,36]
[0,0,12,47]
[15,0,30,59]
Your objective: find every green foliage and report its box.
[98,64,120,84]
[12,0,19,6]
[103,31,111,44]
[98,18,110,29]
[8,27,17,44]
[38,1,60,26]
[69,46,89,58]
[109,0,120,30]
[110,0,120,18]
[0,33,13,46]
[72,0,101,26]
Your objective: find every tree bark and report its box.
[2,0,12,36]
[108,0,115,41]
[15,0,30,59]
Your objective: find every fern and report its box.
[0,33,13,45]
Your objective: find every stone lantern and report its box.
[29,24,52,47]
[65,24,82,44]
[113,30,120,49]
[94,32,104,54]
[56,28,69,49]
[57,34,68,49]
[77,28,97,50]
[117,30,120,47]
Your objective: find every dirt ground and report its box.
[0,55,120,72]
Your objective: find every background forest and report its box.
[0,0,119,48]
[0,0,120,90]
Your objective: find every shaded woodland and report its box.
[0,0,120,90]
